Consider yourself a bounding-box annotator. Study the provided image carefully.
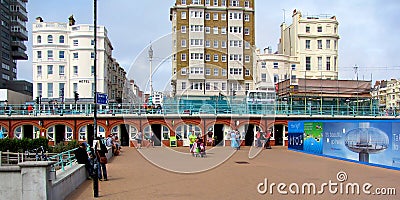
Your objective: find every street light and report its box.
[148,45,153,99]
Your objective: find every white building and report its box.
[255,9,340,91]
[32,16,116,103]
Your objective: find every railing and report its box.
[0,103,397,117]
[48,148,78,172]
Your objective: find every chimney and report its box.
[68,15,76,26]
[36,17,43,22]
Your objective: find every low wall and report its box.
[0,147,114,200]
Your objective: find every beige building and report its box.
[372,79,400,110]
[276,9,339,81]
[170,0,255,97]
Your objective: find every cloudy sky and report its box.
[19,0,400,92]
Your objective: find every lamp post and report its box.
[149,45,154,100]
[93,0,99,198]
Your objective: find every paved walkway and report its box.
[66,146,400,200]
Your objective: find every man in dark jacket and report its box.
[75,143,92,177]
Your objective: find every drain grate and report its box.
[235,161,250,164]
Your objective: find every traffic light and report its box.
[74,91,79,103]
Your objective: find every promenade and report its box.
[66,146,400,200]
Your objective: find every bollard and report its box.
[93,162,99,197]
[0,151,2,166]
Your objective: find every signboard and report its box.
[96,93,108,105]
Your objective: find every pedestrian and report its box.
[28,104,33,115]
[106,134,115,154]
[74,143,92,178]
[146,131,155,148]
[256,130,261,148]
[189,131,197,154]
[136,131,143,149]
[264,131,272,149]
[230,130,238,150]
[235,129,241,150]
[96,140,108,181]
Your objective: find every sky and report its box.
[19,0,400,92]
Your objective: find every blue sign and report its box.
[96,93,108,105]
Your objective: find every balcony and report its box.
[12,49,28,60]
[11,41,27,51]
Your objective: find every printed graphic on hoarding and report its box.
[288,132,304,150]
[303,122,323,154]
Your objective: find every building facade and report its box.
[170,0,255,97]
[0,0,28,89]
[277,9,339,80]
[372,79,400,111]
[32,16,126,103]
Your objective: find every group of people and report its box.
[106,134,121,156]
[256,131,272,149]
[74,139,109,181]
[188,131,206,157]
[230,129,242,150]
[135,131,156,149]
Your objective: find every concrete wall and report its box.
[0,166,22,200]
[51,164,87,200]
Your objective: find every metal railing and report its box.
[48,148,78,172]
[0,102,396,117]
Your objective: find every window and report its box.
[213,82,218,90]
[205,40,210,47]
[229,54,242,61]
[229,12,242,20]
[261,62,266,68]
[326,40,331,49]
[306,26,310,33]
[317,40,322,49]
[182,0,186,5]
[205,54,210,61]
[245,69,250,76]
[37,83,42,96]
[181,82,186,90]
[245,55,250,63]
[221,27,226,34]
[229,40,242,47]
[306,57,311,70]
[47,83,53,97]
[181,12,187,19]
[205,0,210,5]
[190,25,203,32]
[274,74,279,83]
[221,41,226,48]
[273,62,278,69]
[181,68,187,75]
[73,83,78,92]
[37,51,42,59]
[213,0,218,6]
[190,67,203,74]
[326,56,331,70]
[205,27,211,34]
[47,35,53,43]
[91,52,95,58]
[230,0,239,7]
[229,26,242,34]
[317,26,322,32]
[213,40,218,48]
[244,14,250,21]
[206,68,211,75]
[91,39,95,45]
[334,40,337,49]
[318,57,322,70]
[291,64,296,70]
[191,11,203,18]
[221,82,226,90]
[37,65,42,76]
[181,26,186,33]
[91,66,94,75]
[205,13,210,20]
[73,66,78,75]
[37,35,41,43]
[181,39,186,47]
[221,69,227,76]
[47,65,53,75]
[213,27,218,34]
[244,1,249,7]
[206,82,211,90]
[59,51,64,59]
[221,55,227,62]
[305,40,310,49]
[214,68,219,76]
[192,0,201,4]
[73,40,78,46]
[73,52,78,59]
[261,73,267,82]
[181,53,186,61]
[221,14,226,20]
[47,50,53,59]
[59,35,64,43]
[59,83,65,94]
[190,53,204,60]
[222,0,226,6]
[59,65,65,75]
[213,13,218,20]
[229,68,242,75]
[213,54,218,62]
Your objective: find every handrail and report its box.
[49,148,78,172]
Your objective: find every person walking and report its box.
[136,131,143,149]
[146,131,155,148]
[235,129,241,150]
[230,130,238,150]
[96,140,108,181]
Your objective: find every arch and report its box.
[14,125,40,139]
[0,125,8,139]
[47,35,53,43]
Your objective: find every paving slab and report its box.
[66,146,400,200]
